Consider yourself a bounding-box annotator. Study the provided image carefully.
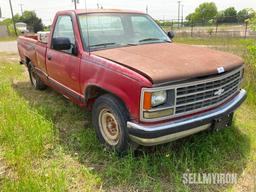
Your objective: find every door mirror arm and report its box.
[72,44,79,56]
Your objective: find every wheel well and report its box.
[85,85,108,101]
[85,86,130,117]
[25,57,31,67]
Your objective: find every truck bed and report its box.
[18,35,48,75]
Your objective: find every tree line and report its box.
[0,11,44,35]
[186,2,255,24]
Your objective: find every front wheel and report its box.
[92,94,130,154]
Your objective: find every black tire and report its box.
[28,62,47,90]
[92,94,130,154]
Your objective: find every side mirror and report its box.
[52,37,71,51]
[167,31,175,39]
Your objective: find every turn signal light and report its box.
[143,92,152,110]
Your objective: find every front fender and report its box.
[80,54,152,121]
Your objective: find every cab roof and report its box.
[57,9,145,15]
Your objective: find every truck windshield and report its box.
[78,13,170,51]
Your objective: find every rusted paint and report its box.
[94,43,243,84]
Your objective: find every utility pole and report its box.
[96,0,100,9]
[72,0,79,9]
[74,0,77,9]
[9,0,17,36]
[146,5,148,14]
[177,1,181,28]
[19,3,24,15]
[181,4,184,27]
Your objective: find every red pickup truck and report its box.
[18,9,246,153]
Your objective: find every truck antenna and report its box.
[85,0,91,54]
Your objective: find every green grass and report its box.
[0,38,255,191]
[174,36,247,45]
[0,36,17,42]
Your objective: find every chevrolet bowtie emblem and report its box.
[214,88,225,96]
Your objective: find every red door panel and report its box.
[46,49,80,93]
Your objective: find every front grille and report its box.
[174,69,242,115]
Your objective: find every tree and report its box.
[2,11,44,33]
[249,17,256,31]
[0,18,16,35]
[248,10,256,31]
[237,9,250,23]
[185,13,193,23]
[223,7,237,23]
[0,11,44,33]
[185,2,218,24]
[216,11,225,23]
[19,11,43,32]
[238,8,256,23]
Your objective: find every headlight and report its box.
[151,91,167,107]
[142,89,175,120]
[143,90,167,110]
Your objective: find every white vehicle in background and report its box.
[16,22,28,33]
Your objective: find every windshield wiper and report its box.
[139,38,161,42]
[90,42,117,48]
[138,38,171,43]
[126,43,138,46]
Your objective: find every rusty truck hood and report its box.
[93,43,243,84]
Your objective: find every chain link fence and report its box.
[159,18,256,39]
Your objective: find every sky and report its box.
[0,0,256,25]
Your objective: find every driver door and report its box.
[46,15,80,93]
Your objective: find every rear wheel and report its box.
[92,94,130,154]
[28,62,47,90]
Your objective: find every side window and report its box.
[52,15,75,54]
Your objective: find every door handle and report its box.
[47,55,52,60]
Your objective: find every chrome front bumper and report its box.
[127,89,247,146]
